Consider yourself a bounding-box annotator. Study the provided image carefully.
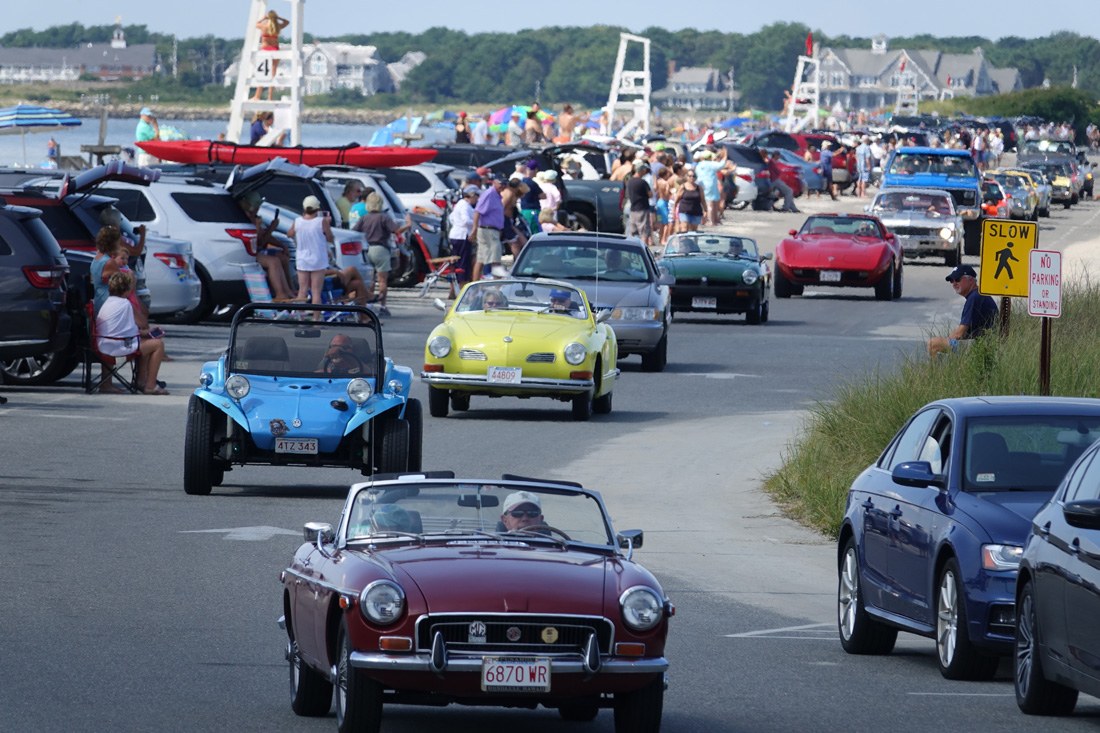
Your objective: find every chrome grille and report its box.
[889,226,936,237]
[459,349,487,360]
[526,353,556,363]
[416,614,614,655]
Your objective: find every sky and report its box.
[2,1,1095,43]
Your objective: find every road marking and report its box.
[0,410,129,420]
[726,622,834,638]
[181,526,300,541]
[680,372,761,380]
[907,692,1012,697]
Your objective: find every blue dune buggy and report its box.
[183,303,422,495]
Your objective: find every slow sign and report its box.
[979,219,1038,297]
[1028,249,1062,318]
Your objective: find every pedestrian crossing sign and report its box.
[979,219,1038,297]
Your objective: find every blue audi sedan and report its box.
[837,396,1100,680]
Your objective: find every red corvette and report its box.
[774,214,903,300]
[280,472,671,732]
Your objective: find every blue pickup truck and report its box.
[881,147,984,256]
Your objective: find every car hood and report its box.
[566,280,655,310]
[372,544,610,615]
[233,376,369,445]
[446,310,589,342]
[778,236,890,269]
[876,211,957,229]
[953,490,1052,544]
[661,256,755,281]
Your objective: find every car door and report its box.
[890,410,952,623]
[293,544,337,669]
[1060,447,1100,681]
[863,408,940,614]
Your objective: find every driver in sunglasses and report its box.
[500,491,545,532]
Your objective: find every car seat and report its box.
[968,432,1010,486]
[537,253,564,276]
[241,336,290,371]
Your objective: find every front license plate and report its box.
[820,270,842,283]
[481,656,551,693]
[487,366,522,384]
[275,438,318,454]
[692,296,717,308]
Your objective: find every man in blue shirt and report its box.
[927,265,1000,356]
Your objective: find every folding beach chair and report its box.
[82,301,140,394]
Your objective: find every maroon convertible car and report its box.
[280,472,672,732]
[773,213,903,300]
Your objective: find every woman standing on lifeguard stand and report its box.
[252,10,289,101]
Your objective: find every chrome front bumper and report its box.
[420,371,599,394]
[350,650,669,675]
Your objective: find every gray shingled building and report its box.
[0,27,159,84]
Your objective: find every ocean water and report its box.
[0,117,454,168]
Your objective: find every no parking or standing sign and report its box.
[1028,250,1061,317]
[979,220,1038,297]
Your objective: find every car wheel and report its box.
[375,415,409,474]
[936,558,999,680]
[0,349,80,386]
[963,222,982,256]
[593,388,613,415]
[559,697,600,721]
[158,266,213,325]
[838,539,898,654]
[745,299,762,325]
[388,246,423,289]
[427,387,449,418]
[1015,579,1079,715]
[572,391,593,421]
[1040,206,1050,218]
[1071,193,1079,205]
[184,395,215,496]
[405,398,423,472]
[211,465,225,487]
[640,332,668,372]
[1064,200,1072,209]
[774,268,792,298]
[944,244,960,267]
[1030,208,1039,222]
[613,673,663,733]
[288,637,333,717]
[451,392,470,412]
[573,213,594,232]
[892,261,903,299]
[760,298,770,323]
[874,262,895,301]
[336,619,383,733]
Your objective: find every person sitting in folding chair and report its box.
[96,272,169,395]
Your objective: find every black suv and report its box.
[0,198,75,385]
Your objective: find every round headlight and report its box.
[939,227,954,240]
[360,580,405,626]
[347,378,372,404]
[428,335,452,358]
[564,342,587,365]
[620,586,663,632]
[741,269,758,285]
[225,374,250,400]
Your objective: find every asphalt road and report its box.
[4,178,1100,732]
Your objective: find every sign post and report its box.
[1028,249,1062,396]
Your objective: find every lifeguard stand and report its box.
[226,0,304,145]
[895,84,919,116]
[605,33,651,140]
[783,53,820,133]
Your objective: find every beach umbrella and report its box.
[488,105,555,134]
[369,115,422,147]
[157,124,190,141]
[0,104,81,165]
[425,109,458,122]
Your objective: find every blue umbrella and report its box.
[0,104,82,165]
[369,116,422,147]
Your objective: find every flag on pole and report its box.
[806,32,813,57]
[899,59,906,73]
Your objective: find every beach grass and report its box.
[762,275,1100,538]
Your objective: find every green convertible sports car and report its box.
[658,233,772,324]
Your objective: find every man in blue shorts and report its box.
[927,264,999,356]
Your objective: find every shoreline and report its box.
[40,100,454,125]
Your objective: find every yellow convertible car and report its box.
[421,280,618,420]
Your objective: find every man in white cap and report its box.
[507,110,524,147]
[500,491,544,532]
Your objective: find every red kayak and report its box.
[135,140,437,168]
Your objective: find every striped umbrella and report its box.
[0,104,82,165]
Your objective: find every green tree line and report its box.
[3,23,1099,111]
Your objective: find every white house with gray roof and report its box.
[816,36,1022,111]
[0,26,159,84]
[224,42,422,97]
[652,63,738,111]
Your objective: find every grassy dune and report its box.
[763,276,1100,537]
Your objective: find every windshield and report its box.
[513,241,652,283]
[963,415,1100,493]
[229,316,379,377]
[664,234,759,259]
[454,280,589,319]
[872,191,953,216]
[1020,139,1074,155]
[345,482,614,547]
[888,153,977,177]
[799,216,883,237]
[988,173,1027,190]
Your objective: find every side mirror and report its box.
[891,461,944,489]
[618,529,644,549]
[657,273,674,286]
[433,298,448,312]
[788,229,798,236]
[761,252,773,260]
[863,205,870,213]
[1064,500,1100,530]
[303,521,334,544]
[596,309,613,324]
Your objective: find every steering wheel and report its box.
[323,352,369,376]
[511,524,572,541]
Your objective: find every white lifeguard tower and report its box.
[783,52,820,133]
[605,33,651,140]
[226,0,305,145]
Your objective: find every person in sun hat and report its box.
[500,491,545,532]
[927,265,999,357]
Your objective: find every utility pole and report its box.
[172,36,178,79]
[535,79,540,105]
[728,66,735,111]
[209,37,218,85]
